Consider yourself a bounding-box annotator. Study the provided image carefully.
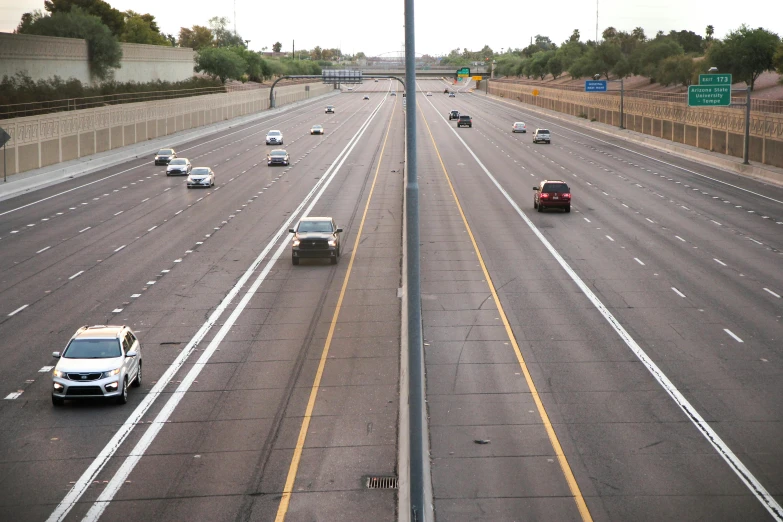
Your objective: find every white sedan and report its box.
[166,158,191,176]
[426,92,432,96]
[187,167,215,188]
[512,122,527,133]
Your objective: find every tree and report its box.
[18,6,121,80]
[272,41,282,53]
[229,46,267,81]
[15,10,43,33]
[311,46,323,60]
[632,27,646,42]
[569,29,580,43]
[657,55,697,86]
[44,0,125,36]
[208,16,244,47]
[178,25,213,50]
[668,30,703,54]
[555,39,586,72]
[707,25,781,89]
[602,27,617,41]
[593,41,622,78]
[706,25,714,39]
[548,53,564,79]
[121,10,169,45]
[530,51,552,80]
[612,56,633,78]
[534,35,554,51]
[633,39,684,78]
[774,42,783,74]
[195,47,247,83]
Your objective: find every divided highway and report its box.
[0,77,780,521]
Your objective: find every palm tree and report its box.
[632,27,646,42]
[706,25,714,39]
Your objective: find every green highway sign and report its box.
[699,73,732,85]
[457,67,470,77]
[688,85,731,107]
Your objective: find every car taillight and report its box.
[540,193,550,199]
[563,193,571,199]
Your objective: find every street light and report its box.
[597,73,625,129]
[708,66,718,72]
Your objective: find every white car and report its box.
[187,167,215,188]
[426,92,432,96]
[325,105,335,114]
[51,325,142,406]
[266,130,283,145]
[512,122,527,133]
[166,158,191,176]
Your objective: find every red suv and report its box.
[534,180,571,213]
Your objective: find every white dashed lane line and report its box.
[672,287,687,298]
[724,329,744,343]
[8,304,28,317]
[763,288,781,299]
[68,271,84,280]
[36,246,51,254]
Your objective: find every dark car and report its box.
[154,148,176,165]
[267,149,290,166]
[449,110,459,120]
[289,217,343,265]
[457,115,472,128]
[534,180,571,213]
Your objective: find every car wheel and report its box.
[292,257,299,266]
[52,395,64,407]
[538,203,544,212]
[116,378,128,405]
[533,200,538,209]
[565,205,571,213]
[166,173,170,176]
[132,362,142,387]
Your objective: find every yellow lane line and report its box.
[275,98,398,521]
[418,103,593,522]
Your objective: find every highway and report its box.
[0,77,781,521]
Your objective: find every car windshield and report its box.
[543,183,569,193]
[298,221,333,233]
[270,151,287,156]
[63,338,122,359]
[268,131,281,136]
[515,123,524,126]
[169,159,186,165]
[313,125,322,129]
[191,168,210,175]
[327,106,333,109]
[158,149,173,155]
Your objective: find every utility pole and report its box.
[595,0,599,42]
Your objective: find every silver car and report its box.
[166,158,191,176]
[187,167,215,188]
[266,130,284,145]
[52,325,142,406]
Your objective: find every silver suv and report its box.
[51,325,142,406]
[265,130,284,145]
[533,129,551,144]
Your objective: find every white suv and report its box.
[533,129,551,144]
[266,130,284,145]
[52,325,142,406]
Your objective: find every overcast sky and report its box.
[1,0,780,57]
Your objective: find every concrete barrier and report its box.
[0,82,334,177]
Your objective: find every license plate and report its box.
[553,195,559,200]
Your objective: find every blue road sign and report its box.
[585,80,607,92]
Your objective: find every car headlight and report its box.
[328,239,337,246]
[292,239,300,247]
[101,368,121,378]
[53,369,65,378]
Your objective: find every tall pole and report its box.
[596,0,599,42]
[405,0,427,520]
[743,86,751,165]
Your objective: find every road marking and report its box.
[4,392,22,400]
[606,235,614,242]
[724,329,744,343]
[634,258,645,265]
[148,226,157,232]
[112,309,123,313]
[646,218,654,223]
[428,93,783,521]
[39,366,54,372]
[63,94,387,522]
[583,218,591,223]
[114,245,126,253]
[418,101,592,521]
[763,288,781,298]
[114,211,123,216]
[8,305,28,317]
[672,287,686,298]
[79,227,91,233]
[711,220,722,226]
[131,294,141,298]
[37,246,51,254]
[69,271,84,280]
[675,236,686,242]
[276,96,397,522]
[748,237,763,245]
[714,258,727,266]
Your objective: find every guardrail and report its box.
[493,78,783,114]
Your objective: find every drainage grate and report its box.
[366,476,398,489]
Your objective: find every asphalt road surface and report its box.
[0,77,781,522]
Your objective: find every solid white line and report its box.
[425,95,783,521]
[51,95,389,522]
[68,271,83,280]
[8,304,28,316]
[714,258,727,266]
[672,287,686,298]
[763,288,781,298]
[724,329,744,343]
[634,258,645,265]
[36,246,51,254]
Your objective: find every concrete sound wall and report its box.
[0,32,195,84]
[0,83,333,176]
[490,81,783,169]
